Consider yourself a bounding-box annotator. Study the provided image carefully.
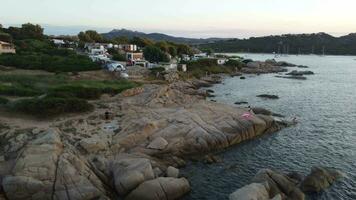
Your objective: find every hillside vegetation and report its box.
[0,72,138,117]
[0,23,100,72]
[199,33,356,55]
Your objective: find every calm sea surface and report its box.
[182,54,356,200]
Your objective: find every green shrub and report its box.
[112,53,127,61]
[0,97,9,105]
[0,84,41,97]
[224,59,245,70]
[0,53,100,72]
[51,85,102,99]
[143,45,170,63]
[186,59,233,78]
[11,97,93,117]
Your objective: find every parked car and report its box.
[106,62,126,72]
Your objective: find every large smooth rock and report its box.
[2,129,108,200]
[122,87,145,97]
[52,153,107,200]
[125,177,190,200]
[286,70,314,76]
[252,107,272,115]
[246,61,262,68]
[147,137,168,150]
[257,94,279,99]
[229,183,269,200]
[2,176,45,200]
[300,167,343,193]
[252,169,304,200]
[166,166,179,178]
[111,157,155,195]
[2,129,63,199]
[79,137,108,153]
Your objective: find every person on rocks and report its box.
[292,117,298,124]
[241,106,254,120]
[248,106,255,114]
[105,111,110,120]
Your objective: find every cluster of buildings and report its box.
[0,41,16,54]
[84,43,144,65]
[50,39,230,75]
[181,52,229,65]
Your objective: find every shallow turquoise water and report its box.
[182,54,356,200]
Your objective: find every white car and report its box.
[107,62,126,72]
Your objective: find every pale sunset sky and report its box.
[1,0,356,38]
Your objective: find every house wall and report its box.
[0,43,16,54]
[126,52,143,61]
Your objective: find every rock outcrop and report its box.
[1,129,109,200]
[300,167,344,193]
[257,94,279,99]
[125,177,190,200]
[229,183,270,200]
[242,61,287,74]
[166,166,179,178]
[0,80,290,200]
[230,167,344,200]
[286,70,314,76]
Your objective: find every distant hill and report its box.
[199,32,356,55]
[102,29,229,44]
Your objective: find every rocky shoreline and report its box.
[0,59,321,200]
[229,167,344,200]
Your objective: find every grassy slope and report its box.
[0,72,138,117]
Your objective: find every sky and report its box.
[1,0,356,38]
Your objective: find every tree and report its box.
[143,45,169,63]
[203,48,214,56]
[113,36,129,44]
[4,23,44,40]
[78,31,93,43]
[20,23,44,39]
[155,41,169,52]
[177,44,194,56]
[85,30,103,42]
[78,30,103,43]
[0,32,13,43]
[130,37,154,47]
[168,46,177,57]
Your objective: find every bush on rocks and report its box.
[10,97,93,117]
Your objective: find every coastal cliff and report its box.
[0,79,288,200]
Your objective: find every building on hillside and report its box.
[181,54,191,62]
[85,43,107,55]
[192,53,208,61]
[51,39,65,46]
[120,44,137,52]
[217,58,228,65]
[126,52,144,61]
[0,41,16,54]
[178,64,187,72]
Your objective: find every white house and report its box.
[217,58,228,65]
[0,41,16,54]
[52,39,65,46]
[192,53,208,61]
[85,43,108,55]
[119,44,137,52]
[181,54,191,62]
